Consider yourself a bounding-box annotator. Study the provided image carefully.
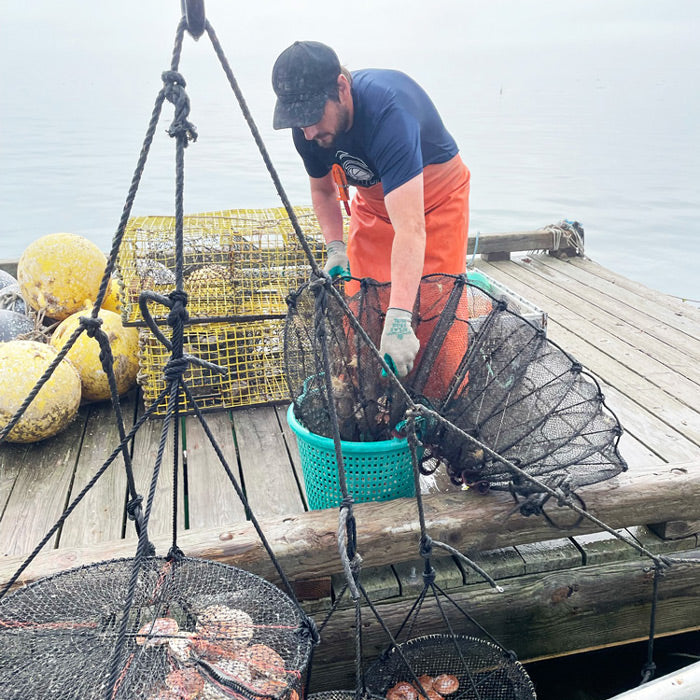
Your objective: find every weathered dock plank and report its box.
[58,395,135,547]
[129,412,185,541]
[233,406,306,517]
[184,412,247,528]
[545,255,700,341]
[0,408,88,556]
[484,257,700,385]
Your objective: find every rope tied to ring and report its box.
[161,70,197,146]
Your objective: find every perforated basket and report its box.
[286,403,415,510]
[138,319,289,414]
[365,634,537,700]
[0,556,313,700]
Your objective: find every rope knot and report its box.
[79,315,103,338]
[167,545,185,562]
[164,356,190,383]
[167,290,190,328]
[126,495,144,520]
[518,494,545,517]
[161,70,198,146]
[298,615,321,646]
[419,534,433,558]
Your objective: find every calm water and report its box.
[1,1,699,301]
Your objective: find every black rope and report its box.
[203,21,324,279]
[640,563,664,685]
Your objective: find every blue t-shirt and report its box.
[292,69,458,196]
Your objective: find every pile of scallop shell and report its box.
[139,604,296,700]
[385,674,460,700]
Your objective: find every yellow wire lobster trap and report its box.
[138,318,288,414]
[115,206,349,413]
[116,206,334,325]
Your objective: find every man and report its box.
[272,41,470,377]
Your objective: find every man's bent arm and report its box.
[309,173,344,243]
[384,173,426,311]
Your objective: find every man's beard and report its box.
[315,104,351,148]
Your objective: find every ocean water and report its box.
[1,0,698,302]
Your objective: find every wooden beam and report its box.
[466,229,574,256]
[306,554,700,692]
[1,460,698,591]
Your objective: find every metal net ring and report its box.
[364,634,536,700]
[0,556,312,699]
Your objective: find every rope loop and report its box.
[419,534,433,559]
[79,315,103,338]
[164,356,190,383]
[167,290,190,328]
[422,565,436,586]
[166,545,185,562]
[161,70,198,146]
[298,615,321,646]
[126,495,144,521]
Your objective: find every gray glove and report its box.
[379,307,420,377]
[323,239,351,280]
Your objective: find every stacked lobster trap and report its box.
[116,206,340,414]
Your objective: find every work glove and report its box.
[323,239,351,280]
[380,307,420,377]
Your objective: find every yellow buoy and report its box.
[50,308,139,401]
[17,232,108,321]
[100,276,122,314]
[0,340,81,443]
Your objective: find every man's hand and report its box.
[380,307,419,377]
[323,239,351,280]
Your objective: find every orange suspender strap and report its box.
[331,164,352,216]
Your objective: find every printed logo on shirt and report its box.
[336,150,379,187]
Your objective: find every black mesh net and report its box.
[0,557,312,700]
[364,635,536,700]
[284,274,626,498]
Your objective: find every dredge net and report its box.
[0,557,312,700]
[364,635,536,700]
[284,274,627,499]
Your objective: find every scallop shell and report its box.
[196,605,254,647]
[239,643,286,680]
[135,617,179,646]
[168,631,195,665]
[164,667,205,699]
[386,682,418,700]
[196,607,254,653]
[432,675,459,695]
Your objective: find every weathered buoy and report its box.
[0,269,17,291]
[0,310,35,342]
[50,307,139,401]
[100,276,122,314]
[0,283,28,315]
[0,340,81,443]
[17,233,108,320]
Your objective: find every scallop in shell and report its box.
[195,605,254,648]
[135,617,179,647]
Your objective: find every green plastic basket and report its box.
[286,403,416,510]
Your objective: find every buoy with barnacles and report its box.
[50,307,139,401]
[0,340,81,443]
[17,232,110,321]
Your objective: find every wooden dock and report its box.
[1,244,699,691]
